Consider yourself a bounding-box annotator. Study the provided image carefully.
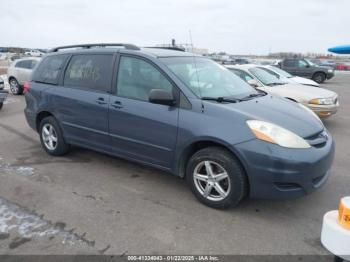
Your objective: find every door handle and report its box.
[96,97,107,105]
[111,101,123,109]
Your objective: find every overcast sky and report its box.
[0,0,349,54]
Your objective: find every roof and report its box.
[46,43,200,58]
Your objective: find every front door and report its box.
[109,55,179,168]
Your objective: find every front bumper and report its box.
[307,102,339,118]
[233,131,335,200]
[326,72,335,79]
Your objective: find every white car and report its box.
[7,57,41,95]
[263,65,319,87]
[24,49,44,57]
[226,64,339,118]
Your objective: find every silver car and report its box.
[226,64,339,118]
[7,57,40,95]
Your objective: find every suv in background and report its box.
[24,43,334,209]
[7,57,40,95]
[277,58,334,83]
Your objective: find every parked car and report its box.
[7,57,41,95]
[277,58,334,83]
[24,49,44,57]
[263,65,320,87]
[226,64,339,118]
[24,43,334,209]
[0,90,8,110]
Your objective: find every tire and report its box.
[39,116,70,156]
[0,102,3,110]
[9,78,23,95]
[312,72,326,84]
[186,147,248,209]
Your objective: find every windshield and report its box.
[305,59,316,66]
[161,57,257,99]
[248,67,286,86]
[268,66,292,78]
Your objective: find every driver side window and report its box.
[298,60,308,68]
[116,56,173,101]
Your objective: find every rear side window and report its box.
[15,60,37,69]
[32,55,68,84]
[64,54,113,92]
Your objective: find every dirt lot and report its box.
[0,73,349,255]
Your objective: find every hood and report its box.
[291,76,319,87]
[203,94,324,138]
[263,83,337,103]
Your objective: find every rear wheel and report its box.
[9,78,23,95]
[39,116,70,156]
[312,72,326,84]
[186,147,248,209]
[0,102,3,110]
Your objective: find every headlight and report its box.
[247,120,311,149]
[309,97,334,105]
[328,69,333,73]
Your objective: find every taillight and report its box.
[23,81,31,93]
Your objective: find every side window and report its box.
[28,60,38,69]
[297,60,308,68]
[283,59,296,67]
[64,54,113,92]
[15,61,26,68]
[32,55,69,84]
[116,56,173,101]
[229,69,254,83]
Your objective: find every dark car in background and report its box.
[24,43,334,209]
[277,58,335,83]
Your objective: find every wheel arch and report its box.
[312,71,326,79]
[177,139,249,178]
[36,111,56,132]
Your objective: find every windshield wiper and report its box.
[240,91,267,101]
[201,96,242,103]
[266,82,284,86]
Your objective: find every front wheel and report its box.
[9,78,23,95]
[312,72,326,84]
[39,116,70,156]
[186,147,248,209]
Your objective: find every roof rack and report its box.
[145,46,186,52]
[49,43,140,52]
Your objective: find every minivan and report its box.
[24,43,335,209]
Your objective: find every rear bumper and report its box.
[308,103,339,118]
[24,107,37,130]
[233,132,335,200]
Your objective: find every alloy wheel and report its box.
[42,123,58,150]
[193,160,231,201]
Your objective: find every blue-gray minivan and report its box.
[24,44,335,209]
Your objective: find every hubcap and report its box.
[193,160,231,201]
[10,80,19,93]
[42,124,58,150]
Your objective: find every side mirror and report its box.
[306,64,310,68]
[149,89,176,106]
[247,79,259,88]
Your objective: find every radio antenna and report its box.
[189,30,204,111]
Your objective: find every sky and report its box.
[0,0,349,55]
